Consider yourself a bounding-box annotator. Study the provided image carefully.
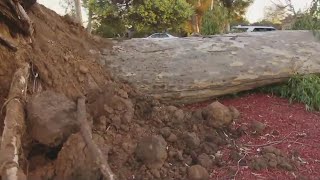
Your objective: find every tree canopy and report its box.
[128,0,193,32]
[70,0,253,37]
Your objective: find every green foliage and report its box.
[228,0,253,20]
[128,0,194,32]
[291,14,320,30]
[200,3,228,35]
[261,74,320,111]
[93,16,127,38]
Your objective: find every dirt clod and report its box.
[79,65,89,74]
[202,101,234,128]
[187,165,210,180]
[135,135,168,169]
[167,133,178,142]
[160,127,172,138]
[184,132,201,149]
[250,120,266,134]
[27,91,78,147]
[197,153,213,169]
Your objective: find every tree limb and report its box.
[0,63,30,180]
[77,97,116,180]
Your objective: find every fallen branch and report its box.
[0,63,30,180]
[77,97,116,180]
[233,153,248,180]
[243,132,294,148]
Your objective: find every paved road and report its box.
[107,31,320,104]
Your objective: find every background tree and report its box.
[264,4,288,24]
[74,0,83,24]
[219,0,253,31]
[201,1,228,35]
[128,0,193,33]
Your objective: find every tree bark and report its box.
[109,31,320,104]
[86,8,93,33]
[74,0,83,25]
[0,63,30,180]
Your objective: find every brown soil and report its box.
[0,3,317,180]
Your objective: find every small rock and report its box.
[135,136,168,169]
[202,101,233,128]
[79,65,89,74]
[251,121,266,134]
[197,154,213,168]
[167,133,178,142]
[187,165,210,180]
[184,132,200,149]
[160,127,171,138]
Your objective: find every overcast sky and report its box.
[38,0,313,23]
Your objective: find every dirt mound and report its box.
[0,2,307,180]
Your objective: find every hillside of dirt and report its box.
[0,2,319,180]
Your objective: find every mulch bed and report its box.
[186,93,320,180]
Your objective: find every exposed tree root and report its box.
[0,34,17,51]
[77,97,116,180]
[0,63,30,180]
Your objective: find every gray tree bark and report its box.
[108,31,320,104]
[74,0,83,25]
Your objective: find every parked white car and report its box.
[231,25,276,33]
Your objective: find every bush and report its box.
[291,14,320,30]
[261,74,320,111]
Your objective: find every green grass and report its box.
[260,74,320,111]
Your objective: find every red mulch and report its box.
[186,93,320,180]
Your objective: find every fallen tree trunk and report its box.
[0,63,30,180]
[109,31,320,104]
[77,97,116,180]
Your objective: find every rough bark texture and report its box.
[0,63,30,180]
[74,0,82,25]
[108,31,320,104]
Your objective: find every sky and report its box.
[38,0,313,23]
